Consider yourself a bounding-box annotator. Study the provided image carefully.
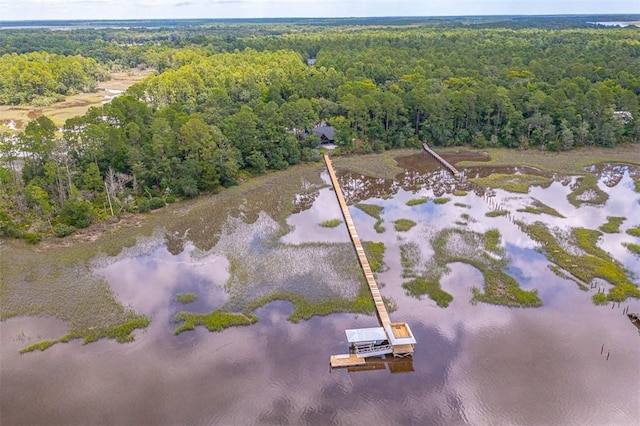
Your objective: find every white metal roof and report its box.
[345,327,387,343]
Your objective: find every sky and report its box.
[0,0,639,22]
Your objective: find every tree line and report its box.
[1,23,639,241]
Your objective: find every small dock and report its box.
[324,154,416,366]
[421,142,459,176]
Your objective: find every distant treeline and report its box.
[0,21,639,241]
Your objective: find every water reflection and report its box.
[1,152,639,425]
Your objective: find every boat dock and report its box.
[421,142,459,176]
[323,154,416,368]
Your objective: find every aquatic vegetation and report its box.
[319,218,342,228]
[406,197,430,206]
[567,173,608,207]
[433,197,451,204]
[471,173,552,193]
[486,210,509,217]
[402,277,452,307]
[593,292,608,305]
[355,203,385,233]
[519,222,640,303]
[176,292,198,304]
[599,217,625,234]
[548,264,589,291]
[400,242,420,278]
[517,199,565,218]
[626,227,640,238]
[19,340,58,354]
[242,279,387,324]
[19,316,150,353]
[401,228,540,307]
[454,202,470,208]
[394,219,417,232]
[483,229,503,254]
[381,194,392,200]
[625,243,640,256]
[174,310,256,335]
[362,241,386,273]
[453,190,468,196]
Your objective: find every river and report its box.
[1,151,639,424]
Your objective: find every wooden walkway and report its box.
[421,142,459,176]
[323,154,391,327]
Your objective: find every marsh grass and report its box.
[433,197,451,204]
[319,218,342,228]
[483,229,503,254]
[599,217,625,234]
[453,190,468,196]
[567,174,608,207]
[406,228,541,307]
[517,199,565,218]
[176,292,198,304]
[406,197,430,206]
[355,203,385,233]
[394,219,417,232]
[402,277,452,307]
[240,279,381,324]
[519,222,640,303]
[455,146,640,175]
[362,241,386,273]
[486,210,509,217]
[626,227,640,238]
[593,292,608,305]
[400,243,420,278]
[454,202,470,208]
[174,310,256,335]
[471,173,552,193]
[548,265,589,291]
[625,243,640,256]
[19,316,150,353]
[3,162,330,351]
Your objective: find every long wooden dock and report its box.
[323,154,391,327]
[421,142,459,176]
[324,154,415,367]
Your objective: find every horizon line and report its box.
[1,13,640,24]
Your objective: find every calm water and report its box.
[2,152,639,425]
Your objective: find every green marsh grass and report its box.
[483,229,503,254]
[453,190,468,196]
[174,310,256,335]
[355,203,385,233]
[433,197,451,204]
[599,217,625,234]
[362,241,386,273]
[486,210,508,217]
[406,197,430,206]
[394,219,417,232]
[548,264,589,291]
[407,228,541,307]
[517,199,565,218]
[402,277,453,307]
[625,243,640,256]
[454,202,470,208]
[626,227,640,238]
[519,222,640,303]
[176,292,198,304]
[319,218,342,228]
[567,174,608,207]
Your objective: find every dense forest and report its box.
[1,17,639,241]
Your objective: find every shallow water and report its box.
[2,152,639,425]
